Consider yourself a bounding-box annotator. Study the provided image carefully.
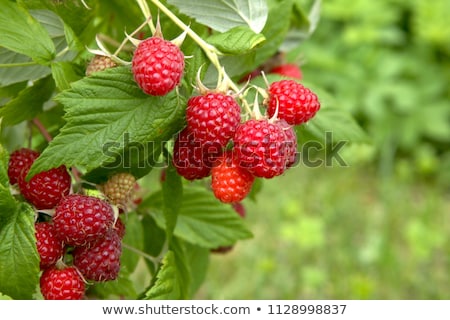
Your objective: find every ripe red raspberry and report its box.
[234,119,292,178]
[86,55,117,76]
[73,230,122,282]
[186,92,241,148]
[267,80,320,125]
[211,151,254,203]
[35,222,64,270]
[101,172,136,207]
[18,165,71,210]
[113,217,126,239]
[132,36,184,96]
[172,128,215,180]
[277,119,298,168]
[53,194,115,246]
[40,266,85,300]
[269,63,302,79]
[8,148,40,185]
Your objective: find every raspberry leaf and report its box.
[162,163,183,244]
[0,146,39,299]
[167,0,268,33]
[298,107,370,144]
[0,76,55,127]
[90,267,137,299]
[146,187,253,248]
[0,2,55,64]
[27,66,186,180]
[207,26,266,54]
[144,240,190,300]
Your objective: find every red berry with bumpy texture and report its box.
[277,119,298,168]
[18,165,71,210]
[132,36,184,96]
[35,222,64,270]
[267,80,320,125]
[234,119,291,178]
[8,148,40,185]
[269,63,302,79]
[53,194,115,246]
[186,92,241,148]
[40,266,85,300]
[172,128,214,180]
[211,151,254,203]
[113,217,126,239]
[73,230,122,282]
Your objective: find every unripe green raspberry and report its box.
[86,55,117,76]
[101,172,136,207]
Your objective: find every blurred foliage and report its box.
[294,0,450,179]
[195,0,449,300]
[196,166,449,299]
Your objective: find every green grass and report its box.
[195,164,449,299]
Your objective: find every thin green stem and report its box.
[149,0,222,71]
[122,243,160,270]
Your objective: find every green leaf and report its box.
[0,144,39,299]
[0,76,55,127]
[207,26,266,54]
[121,214,145,273]
[51,61,83,91]
[144,250,187,299]
[0,292,13,300]
[148,187,253,248]
[0,1,55,64]
[162,163,183,244]
[298,107,370,145]
[141,215,166,275]
[90,267,137,299]
[184,241,209,297]
[30,9,78,62]
[27,66,186,179]
[167,0,268,33]
[0,48,51,87]
[254,0,293,67]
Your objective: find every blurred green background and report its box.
[196,0,449,299]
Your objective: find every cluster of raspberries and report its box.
[129,36,320,204]
[8,150,135,300]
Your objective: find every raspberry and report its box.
[269,63,302,79]
[186,92,241,148]
[53,194,115,246]
[101,172,136,206]
[113,217,126,239]
[234,119,292,178]
[73,230,122,282]
[267,80,320,125]
[35,222,64,269]
[211,151,254,203]
[8,148,39,185]
[172,128,215,180]
[18,165,71,210]
[86,55,117,76]
[40,266,85,300]
[277,119,298,168]
[132,36,184,96]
